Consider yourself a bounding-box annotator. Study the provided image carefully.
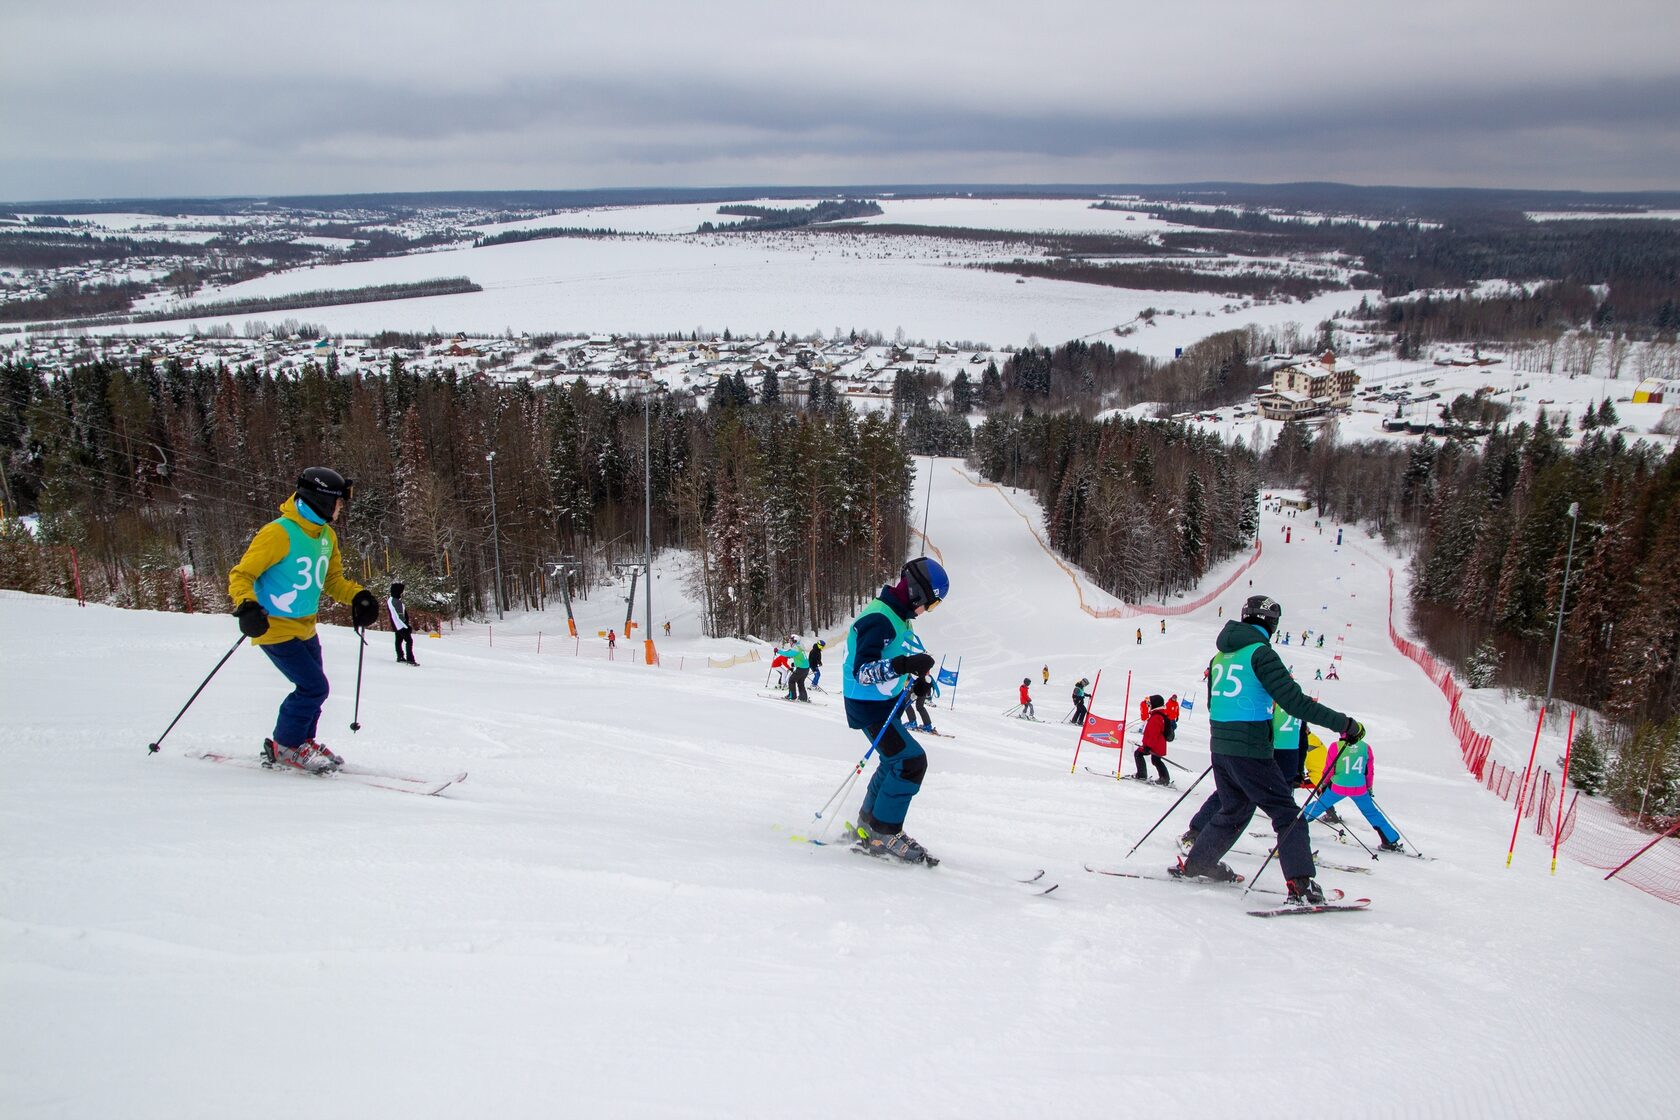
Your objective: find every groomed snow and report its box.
[3,461,1676,1118]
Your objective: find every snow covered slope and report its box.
[4,461,1676,1118]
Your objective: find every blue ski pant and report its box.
[858,720,927,832]
[1304,791,1398,843]
[1186,752,1315,881]
[260,636,329,748]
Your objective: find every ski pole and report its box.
[1370,797,1419,856]
[810,687,912,829]
[1124,764,1212,859]
[147,635,246,754]
[1162,755,1194,773]
[1320,815,1379,859]
[1243,770,1336,894]
[350,627,368,732]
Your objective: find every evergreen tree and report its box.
[1567,716,1607,797]
[1465,637,1503,688]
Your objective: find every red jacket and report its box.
[1019,684,1032,704]
[1140,710,1169,756]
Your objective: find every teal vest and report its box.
[1208,637,1275,723]
[1271,707,1301,751]
[1330,741,1373,790]
[253,517,332,619]
[842,600,922,702]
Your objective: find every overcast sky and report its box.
[4,0,1678,201]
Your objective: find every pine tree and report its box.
[1465,637,1503,688]
[1567,716,1607,796]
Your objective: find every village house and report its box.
[1256,351,1360,420]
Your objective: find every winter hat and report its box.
[1022,678,1031,686]
[1148,694,1165,709]
[391,582,405,597]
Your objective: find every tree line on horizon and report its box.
[0,355,914,642]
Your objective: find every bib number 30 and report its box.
[293,555,329,591]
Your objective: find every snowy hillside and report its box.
[4,461,1677,1118]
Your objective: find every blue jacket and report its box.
[842,583,922,730]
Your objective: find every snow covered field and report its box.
[4,462,1676,1118]
[52,194,1370,355]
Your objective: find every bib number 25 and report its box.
[1210,663,1245,697]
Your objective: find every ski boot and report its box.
[1172,857,1242,884]
[263,738,341,773]
[1286,877,1327,905]
[854,821,937,865]
[1378,838,1406,854]
[1321,806,1344,825]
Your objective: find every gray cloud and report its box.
[4,2,1678,198]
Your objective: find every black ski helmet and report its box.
[296,467,352,520]
[1241,594,1282,636]
[1022,677,1031,686]
[902,556,949,610]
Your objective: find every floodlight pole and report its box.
[487,451,504,619]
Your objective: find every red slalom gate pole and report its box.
[1115,669,1133,780]
[1605,815,1680,882]
[1507,706,1548,868]
[1069,669,1103,773]
[1551,709,1577,874]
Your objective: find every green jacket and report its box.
[1207,620,1349,760]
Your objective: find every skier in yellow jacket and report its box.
[228,468,378,771]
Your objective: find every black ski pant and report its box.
[1071,699,1087,724]
[787,667,809,702]
[1185,752,1315,881]
[1189,747,1299,832]
[394,627,415,663]
[1134,747,1169,783]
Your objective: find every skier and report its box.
[1303,737,1403,851]
[1042,665,1050,685]
[1070,677,1090,724]
[1019,678,1036,720]
[1160,619,1166,635]
[1178,594,1364,905]
[228,467,379,772]
[1136,627,1143,646]
[1133,694,1175,784]
[902,671,938,733]
[779,636,811,702]
[770,645,791,690]
[844,556,948,863]
[1316,634,1325,648]
[663,620,671,637]
[1314,668,1323,680]
[608,629,617,655]
[808,639,826,690]
[1326,664,1340,680]
[388,582,418,665]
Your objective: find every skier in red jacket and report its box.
[1132,694,1175,784]
[1018,679,1036,720]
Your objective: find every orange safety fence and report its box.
[1384,569,1680,903]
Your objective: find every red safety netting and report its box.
[1384,570,1680,903]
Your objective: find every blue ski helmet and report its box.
[902,556,949,610]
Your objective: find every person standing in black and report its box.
[388,582,418,665]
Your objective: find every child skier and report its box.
[228,467,379,772]
[1019,678,1036,720]
[1133,694,1175,784]
[902,671,939,733]
[1070,677,1089,724]
[1179,594,1364,905]
[844,556,948,863]
[808,639,826,690]
[1303,737,1404,851]
[779,636,811,702]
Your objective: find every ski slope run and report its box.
[3,458,1675,1118]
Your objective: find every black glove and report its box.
[233,600,269,638]
[1342,718,1366,745]
[889,652,936,678]
[350,589,380,629]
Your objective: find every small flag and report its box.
[937,667,960,687]
[1080,713,1125,747]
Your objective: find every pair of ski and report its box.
[1256,827,1435,861]
[1085,767,1177,789]
[1085,864,1369,917]
[1187,839,1372,876]
[761,693,828,707]
[788,823,1057,895]
[186,750,467,796]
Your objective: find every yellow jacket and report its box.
[228,496,364,645]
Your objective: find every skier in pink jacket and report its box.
[1302,738,1405,852]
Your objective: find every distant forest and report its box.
[0,357,914,641]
